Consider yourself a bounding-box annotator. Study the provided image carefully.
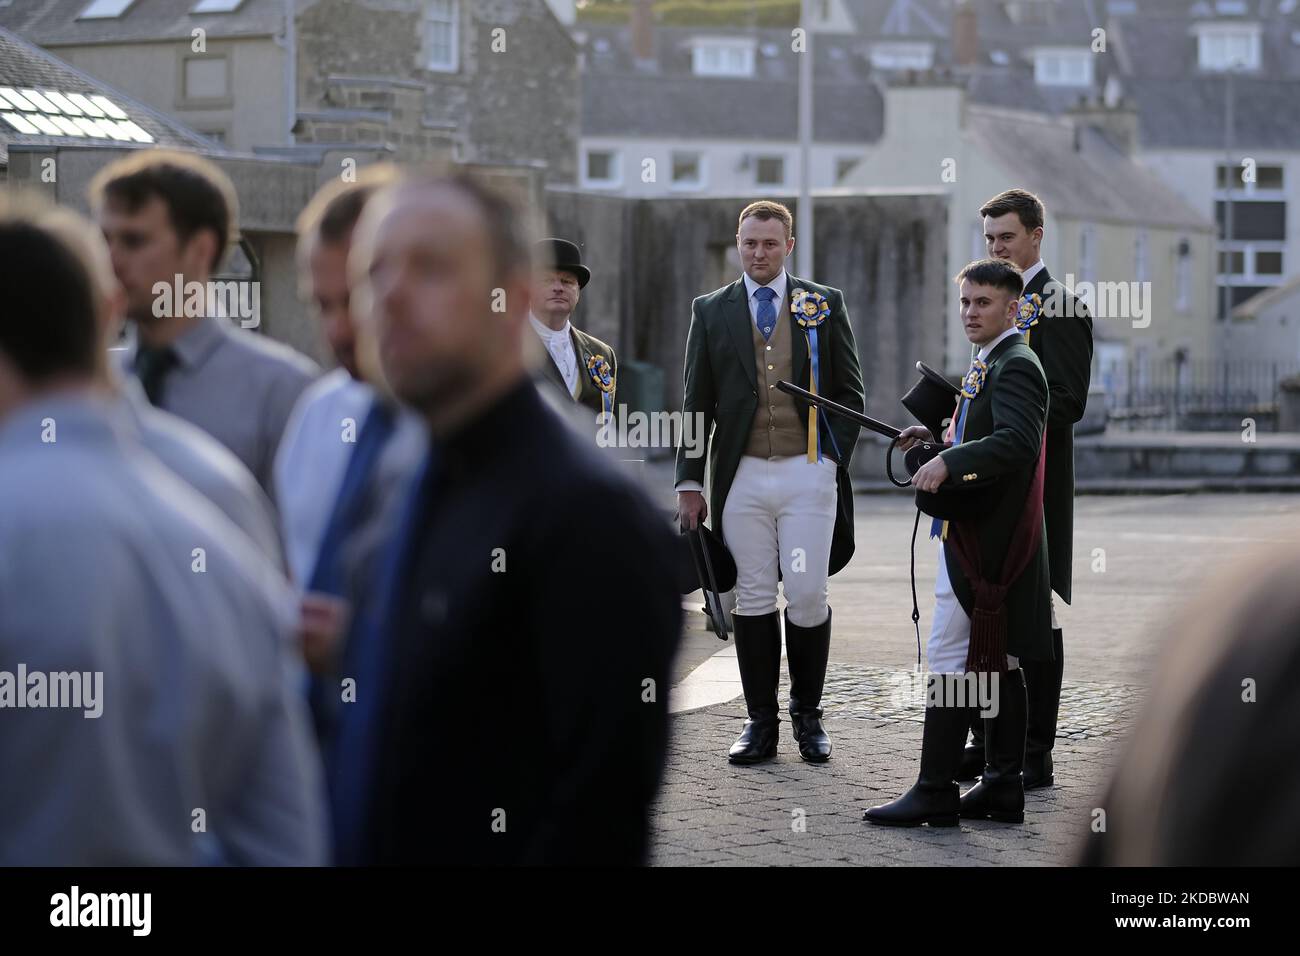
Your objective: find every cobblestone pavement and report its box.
[647,492,1300,866]
[648,666,1131,867]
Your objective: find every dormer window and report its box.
[869,42,934,72]
[1033,48,1093,87]
[692,39,756,78]
[1195,22,1262,71]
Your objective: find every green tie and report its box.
[135,345,178,407]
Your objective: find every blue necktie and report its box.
[307,400,398,597]
[754,286,778,341]
[327,446,439,864]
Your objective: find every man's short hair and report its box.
[296,164,402,248]
[88,149,238,274]
[0,196,99,383]
[955,257,1024,299]
[979,188,1045,234]
[738,200,794,240]
[386,168,537,282]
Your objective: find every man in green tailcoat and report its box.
[675,200,865,765]
[865,258,1051,828]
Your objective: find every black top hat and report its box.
[536,238,591,289]
[901,361,960,443]
[676,524,737,596]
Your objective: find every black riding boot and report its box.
[728,611,782,764]
[960,668,1028,823]
[864,675,972,827]
[786,607,832,763]
[956,712,984,782]
[1023,628,1063,789]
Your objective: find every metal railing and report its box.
[1099,359,1300,431]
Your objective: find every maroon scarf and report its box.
[947,434,1047,673]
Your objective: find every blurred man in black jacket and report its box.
[328,170,682,865]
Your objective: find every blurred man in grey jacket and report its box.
[0,198,325,865]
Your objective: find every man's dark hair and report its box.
[0,211,98,383]
[88,149,237,274]
[979,188,1045,234]
[297,164,401,248]
[955,257,1024,298]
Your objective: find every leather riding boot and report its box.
[786,607,832,763]
[960,668,1028,823]
[956,712,984,782]
[728,611,782,764]
[1023,628,1064,789]
[864,675,971,827]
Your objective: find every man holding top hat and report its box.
[864,258,1050,827]
[959,189,1094,789]
[676,200,864,765]
[529,238,618,423]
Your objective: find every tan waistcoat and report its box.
[745,308,807,459]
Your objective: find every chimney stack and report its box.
[631,0,655,67]
[953,1,979,67]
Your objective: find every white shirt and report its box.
[273,367,376,585]
[977,325,1024,363]
[1020,259,1045,292]
[529,313,580,397]
[742,270,788,334]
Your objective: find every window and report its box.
[671,151,704,190]
[1078,224,1096,299]
[183,56,229,101]
[1256,251,1284,275]
[692,40,755,78]
[1196,23,1261,71]
[1134,229,1149,283]
[79,0,136,17]
[424,0,459,73]
[583,149,620,188]
[869,42,934,71]
[191,0,245,12]
[755,156,785,187]
[1033,48,1093,87]
[1175,238,1192,314]
[1218,162,1284,193]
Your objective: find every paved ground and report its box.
[646,487,1300,866]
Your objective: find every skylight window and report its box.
[191,0,245,12]
[79,0,137,19]
[0,88,152,142]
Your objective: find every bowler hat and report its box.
[901,361,959,443]
[536,238,591,289]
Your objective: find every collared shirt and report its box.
[116,378,283,568]
[529,313,580,398]
[273,368,376,585]
[742,270,789,328]
[0,391,326,865]
[977,324,1024,363]
[1020,259,1046,291]
[124,317,320,495]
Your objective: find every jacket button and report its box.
[767,364,774,371]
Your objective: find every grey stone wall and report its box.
[296,0,578,183]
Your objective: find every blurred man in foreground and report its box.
[0,197,325,865]
[328,171,682,865]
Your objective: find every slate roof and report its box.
[580,23,881,141]
[964,104,1210,229]
[0,0,285,46]
[0,25,219,166]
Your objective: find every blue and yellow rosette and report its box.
[959,357,988,402]
[1015,293,1043,344]
[791,288,831,463]
[587,353,615,423]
